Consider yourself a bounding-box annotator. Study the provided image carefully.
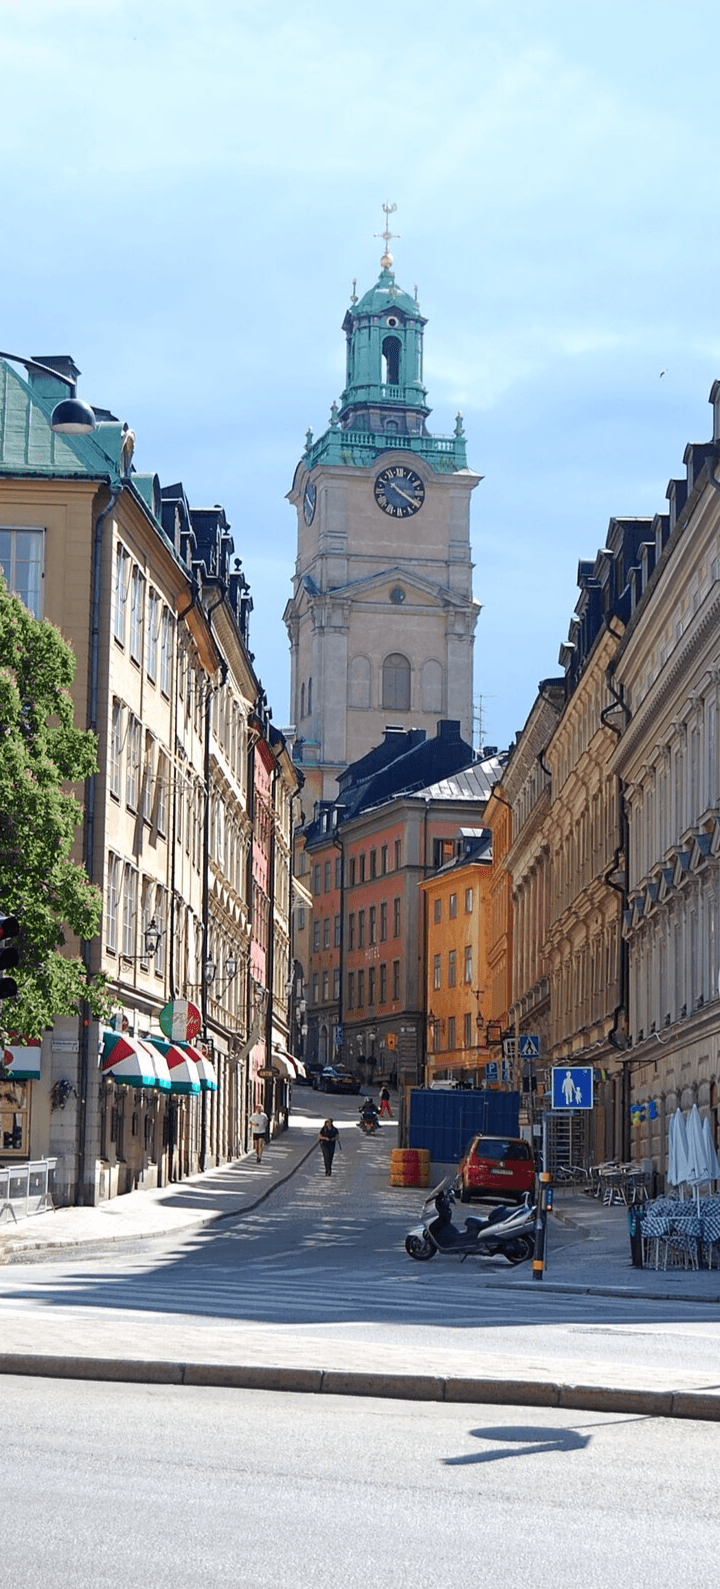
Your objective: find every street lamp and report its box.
[203,952,239,999]
[0,350,96,434]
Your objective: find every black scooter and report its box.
[404,1178,535,1265]
[358,1102,380,1134]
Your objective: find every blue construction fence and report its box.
[408,1089,520,1165]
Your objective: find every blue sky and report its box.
[3,0,719,750]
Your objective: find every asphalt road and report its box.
[2,1093,720,1394]
[3,1375,720,1589]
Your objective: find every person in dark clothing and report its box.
[379,1085,392,1118]
[319,1118,341,1176]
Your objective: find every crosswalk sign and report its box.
[552,1066,593,1110]
[518,1034,540,1059]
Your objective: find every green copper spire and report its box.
[303,209,467,474]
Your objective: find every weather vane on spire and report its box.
[375,202,399,270]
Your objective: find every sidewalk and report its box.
[1,1142,719,1421]
[0,1120,317,1263]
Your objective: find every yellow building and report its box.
[420,834,493,1084]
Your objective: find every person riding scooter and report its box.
[359,1098,380,1133]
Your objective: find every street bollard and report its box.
[532,1171,552,1281]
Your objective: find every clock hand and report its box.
[393,486,419,504]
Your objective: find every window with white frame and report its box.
[130,566,145,664]
[464,945,473,984]
[106,853,121,952]
[122,864,138,958]
[114,543,130,643]
[156,750,168,836]
[142,732,155,822]
[0,526,43,616]
[147,588,159,681]
[110,700,123,799]
[126,715,141,810]
[153,887,166,974]
[160,606,172,695]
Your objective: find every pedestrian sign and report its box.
[551,1066,593,1110]
[518,1034,540,1059]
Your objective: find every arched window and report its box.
[307,676,312,715]
[300,682,305,718]
[382,653,411,711]
[348,655,371,710]
[382,335,401,387]
[421,659,443,714]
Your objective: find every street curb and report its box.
[0,1140,318,1265]
[0,1352,718,1421]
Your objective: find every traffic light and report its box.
[0,914,20,1000]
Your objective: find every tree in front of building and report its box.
[0,576,109,1040]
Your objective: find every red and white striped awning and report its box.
[0,1039,41,1080]
[101,1032,171,1090]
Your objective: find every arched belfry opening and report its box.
[382,335,401,387]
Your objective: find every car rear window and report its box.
[473,1139,531,1161]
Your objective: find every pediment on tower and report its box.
[327,565,471,610]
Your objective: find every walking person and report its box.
[249,1103,268,1163]
[319,1118,341,1176]
[379,1085,392,1119]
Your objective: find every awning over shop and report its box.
[146,1037,201,1094]
[182,1042,218,1093]
[1,1039,41,1080]
[101,1031,171,1090]
[271,1049,302,1080]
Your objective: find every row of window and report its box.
[429,1013,481,1051]
[114,542,173,692]
[110,700,169,831]
[106,855,167,968]
[309,840,405,896]
[432,945,474,988]
[346,961,401,1009]
[348,899,401,947]
[313,915,342,952]
[433,888,474,921]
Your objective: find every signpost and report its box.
[551,1065,593,1110]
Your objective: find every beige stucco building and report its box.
[611,398,720,1174]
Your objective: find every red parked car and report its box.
[456,1135,535,1204]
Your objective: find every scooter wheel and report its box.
[405,1234,436,1261]
[503,1236,534,1265]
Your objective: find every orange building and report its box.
[484,784,514,1032]
[420,835,494,1085]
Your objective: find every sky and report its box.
[2,0,720,752]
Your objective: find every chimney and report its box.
[436,720,461,741]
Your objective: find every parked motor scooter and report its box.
[404,1178,535,1265]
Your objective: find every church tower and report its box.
[285,213,480,800]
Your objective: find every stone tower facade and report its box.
[284,241,480,800]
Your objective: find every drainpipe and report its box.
[77,478,121,1206]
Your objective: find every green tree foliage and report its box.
[0,575,109,1039]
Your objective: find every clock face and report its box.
[374,465,425,518]
[303,480,317,525]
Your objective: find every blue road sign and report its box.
[552,1066,594,1110]
[518,1034,540,1059]
[485,1061,499,1083]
